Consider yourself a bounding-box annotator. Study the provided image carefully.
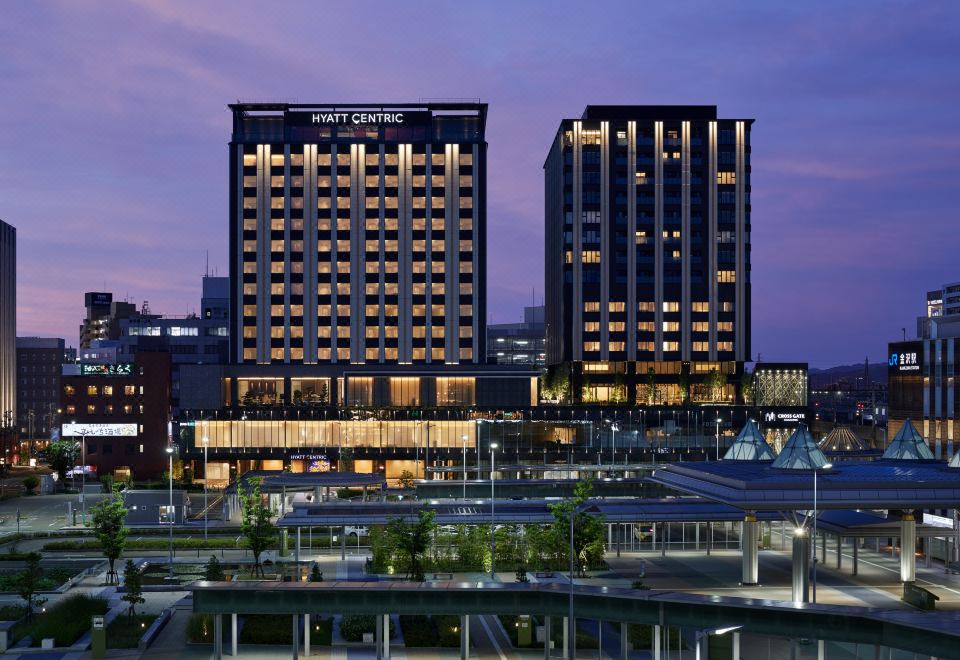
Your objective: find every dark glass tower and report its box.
[544,106,753,403]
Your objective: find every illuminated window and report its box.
[662,302,680,313]
[718,322,734,332]
[584,322,600,332]
[693,341,710,352]
[87,385,98,396]
[722,302,735,312]
[583,341,600,352]
[243,154,256,167]
[638,302,655,313]
[609,342,625,351]
[717,270,736,283]
[365,348,379,360]
[718,341,734,351]
[662,341,679,352]
[582,250,600,264]
[431,347,445,361]
[692,302,709,313]
[584,301,600,313]
[635,231,648,245]
[717,172,736,185]
[692,322,709,332]
[608,321,625,332]
[662,322,680,332]
[635,171,649,185]
[637,321,655,332]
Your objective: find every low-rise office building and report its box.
[16,337,70,455]
[487,305,546,366]
[60,352,171,480]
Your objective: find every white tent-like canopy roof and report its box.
[723,419,776,461]
[771,424,830,470]
[882,419,935,460]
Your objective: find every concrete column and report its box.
[296,527,301,569]
[817,638,825,660]
[292,614,299,660]
[214,614,223,660]
[925,538,932,568]
[376,614,383,660]
[837,535,842,570]
[742,514,759,585]
[662,523,668,557]
[792,531,811,603]
[305,614,312,656]
[620,621,628,659]
[732,631,740,660]
[562,616,569,659]
[706,521,712,556]
[901,513,917,582]
[341,526,346,561]
[821,530,827,564]
[695,521,700,551]
[460,614,470,660]
[695,632,707,660]
[231,613,237,656]
[544,616,551,659]
[853,538,859,576]
[653,624,662,660]
[381,614,390,659]
[616,524,621,557]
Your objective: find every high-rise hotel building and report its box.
[230,103,486,366]
[544,106,753,403]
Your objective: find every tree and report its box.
[705,369,728,402]
[611,373,626,404]
[15,552,46,620]
[46,440,78,483]
[90,490,128,584]
[121,559,145,620]
[645,368,657,405]
[339,448,355,473]
[22,476,39,495]
[309,563,324,582]
[542,364,571,403]
[740,369,755,405]
[397,470,415,491]
[204,555,225,581]
[678,369,690,405]
[385,510,437,581]
[548,478,605,577]
[238,477,276,578]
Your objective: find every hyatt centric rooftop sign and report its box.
[287,111,431,127]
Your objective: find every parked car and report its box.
[345,526,369,538]
[66,466,97,478]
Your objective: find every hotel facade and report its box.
[544,106,753,404]
[230,102,487,367]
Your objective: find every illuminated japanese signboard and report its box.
[62,423,138,437]
[80,363,133,376]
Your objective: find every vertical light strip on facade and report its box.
[304,144,318,364]
[572,121,583,361]
[472,142,480,362]
[708,122,718,361]
[283,145,291,362]
[425,144,433,362]
[377,144,386,363]
[329,144,339,363]
[350,144,364,364]
[654,121,664,361]
[599,121,610,361]
[627,121,637,361]
[256,144,270,364]
[400,143,413,363]
[681,121,691,361]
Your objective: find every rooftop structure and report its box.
[723,419,775,461]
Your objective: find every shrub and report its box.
[22,476,39,495]
[187,614,221,643]
[106,614,157,648]
[399,615,433,647]
[204,555,225,581]
[24,593,108,647]
[339,614,392,642]
[433,615,461,647]
[239,614,292,645]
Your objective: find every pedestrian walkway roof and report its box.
[191,580,960,657]
[649,459,960,511]
[226,470,386,494]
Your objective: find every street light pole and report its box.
[166,443,177,581]
[80,435,87,525]
[202,436,209,541]
[812,462,832,604]
[715,418,721,460]
[489,442,499,581]
[462,434,468,501]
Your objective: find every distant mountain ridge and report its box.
[807,362,887,387]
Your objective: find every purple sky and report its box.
[3,2,958,367]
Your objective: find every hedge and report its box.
[19,594,109,647]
